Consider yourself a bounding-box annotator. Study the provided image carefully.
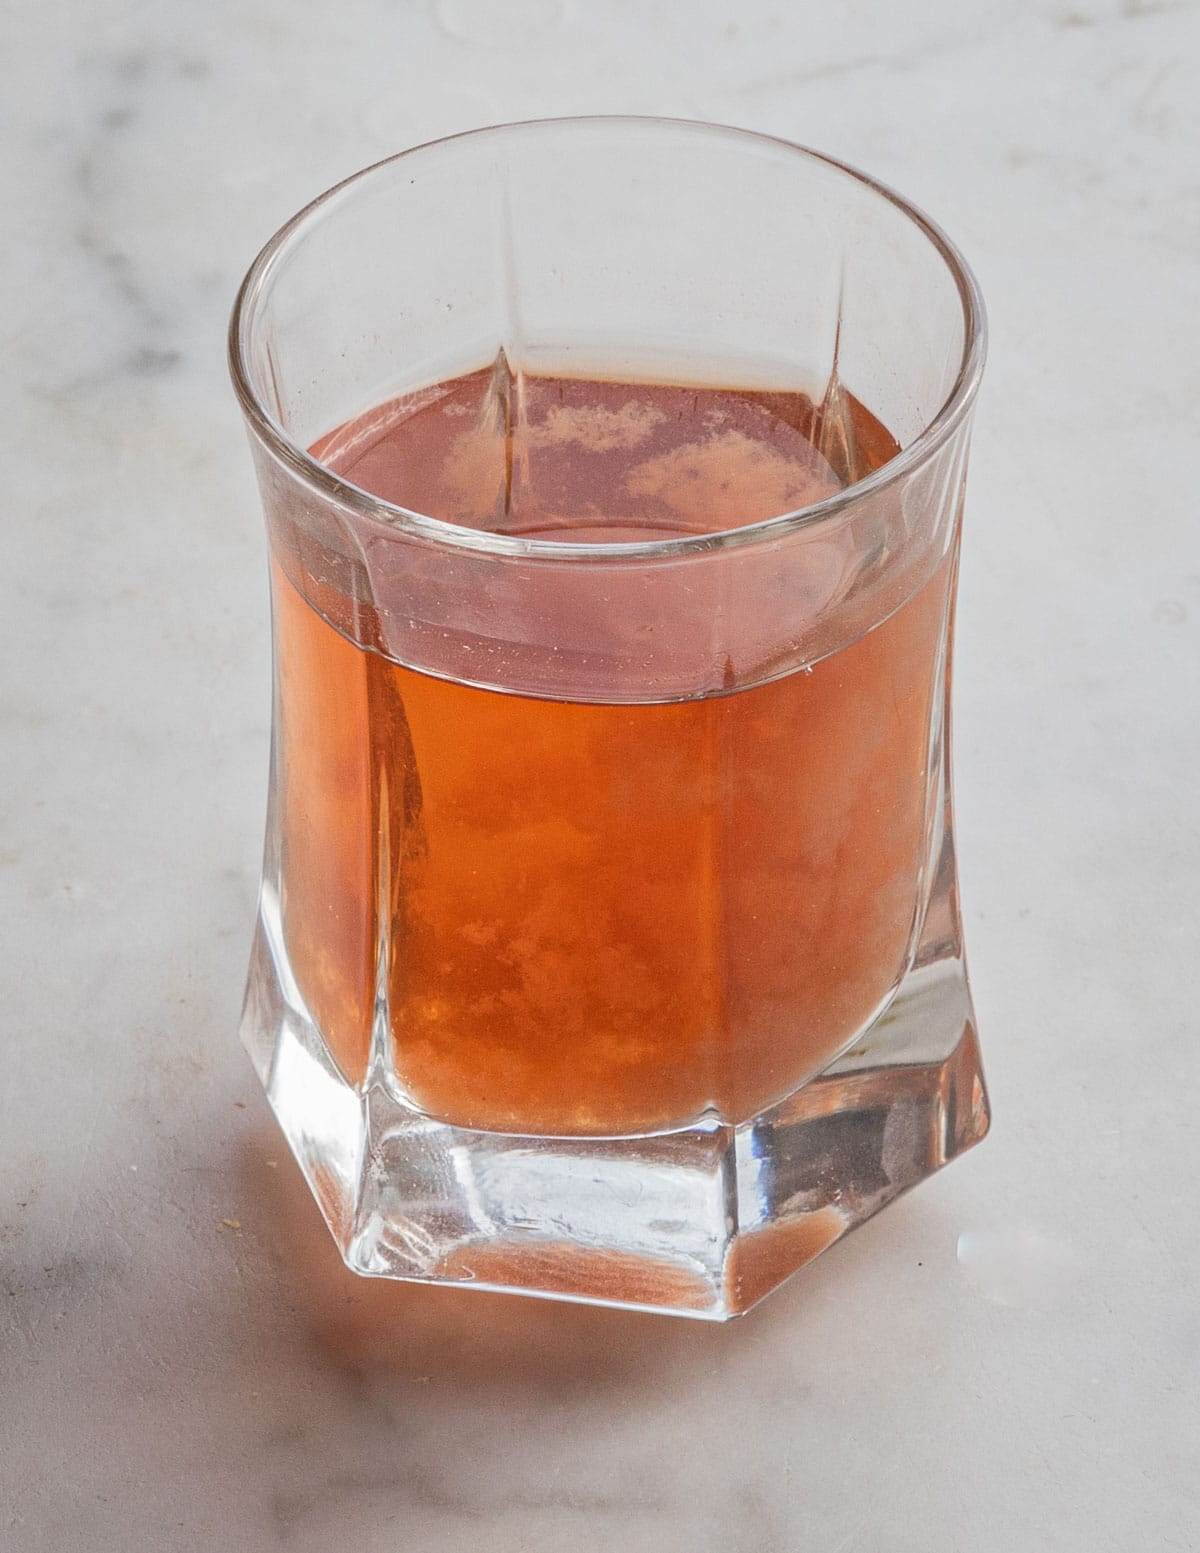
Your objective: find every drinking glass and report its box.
[229,117,989,1318]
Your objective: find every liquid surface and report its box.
[270,369,948,1133]
[316,360,899,542]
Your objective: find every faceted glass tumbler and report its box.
[229,118,989,1319]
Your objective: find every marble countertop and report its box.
[4,0,1198,1548]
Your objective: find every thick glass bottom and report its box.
[241,836,989,1320]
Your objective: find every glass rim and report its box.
[229,115,987,562]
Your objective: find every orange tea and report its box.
[269,368,948,1134]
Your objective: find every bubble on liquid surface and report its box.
[956,1225,1084,1310]
[434,0,563,48]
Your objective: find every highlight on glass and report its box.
[229,117,989,1318]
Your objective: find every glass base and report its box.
[241,843,989,1320]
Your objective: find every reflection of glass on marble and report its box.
[230,118,990,1318]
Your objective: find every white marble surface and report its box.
[3,0,1198,1547]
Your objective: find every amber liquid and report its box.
[270,368,949,1134]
